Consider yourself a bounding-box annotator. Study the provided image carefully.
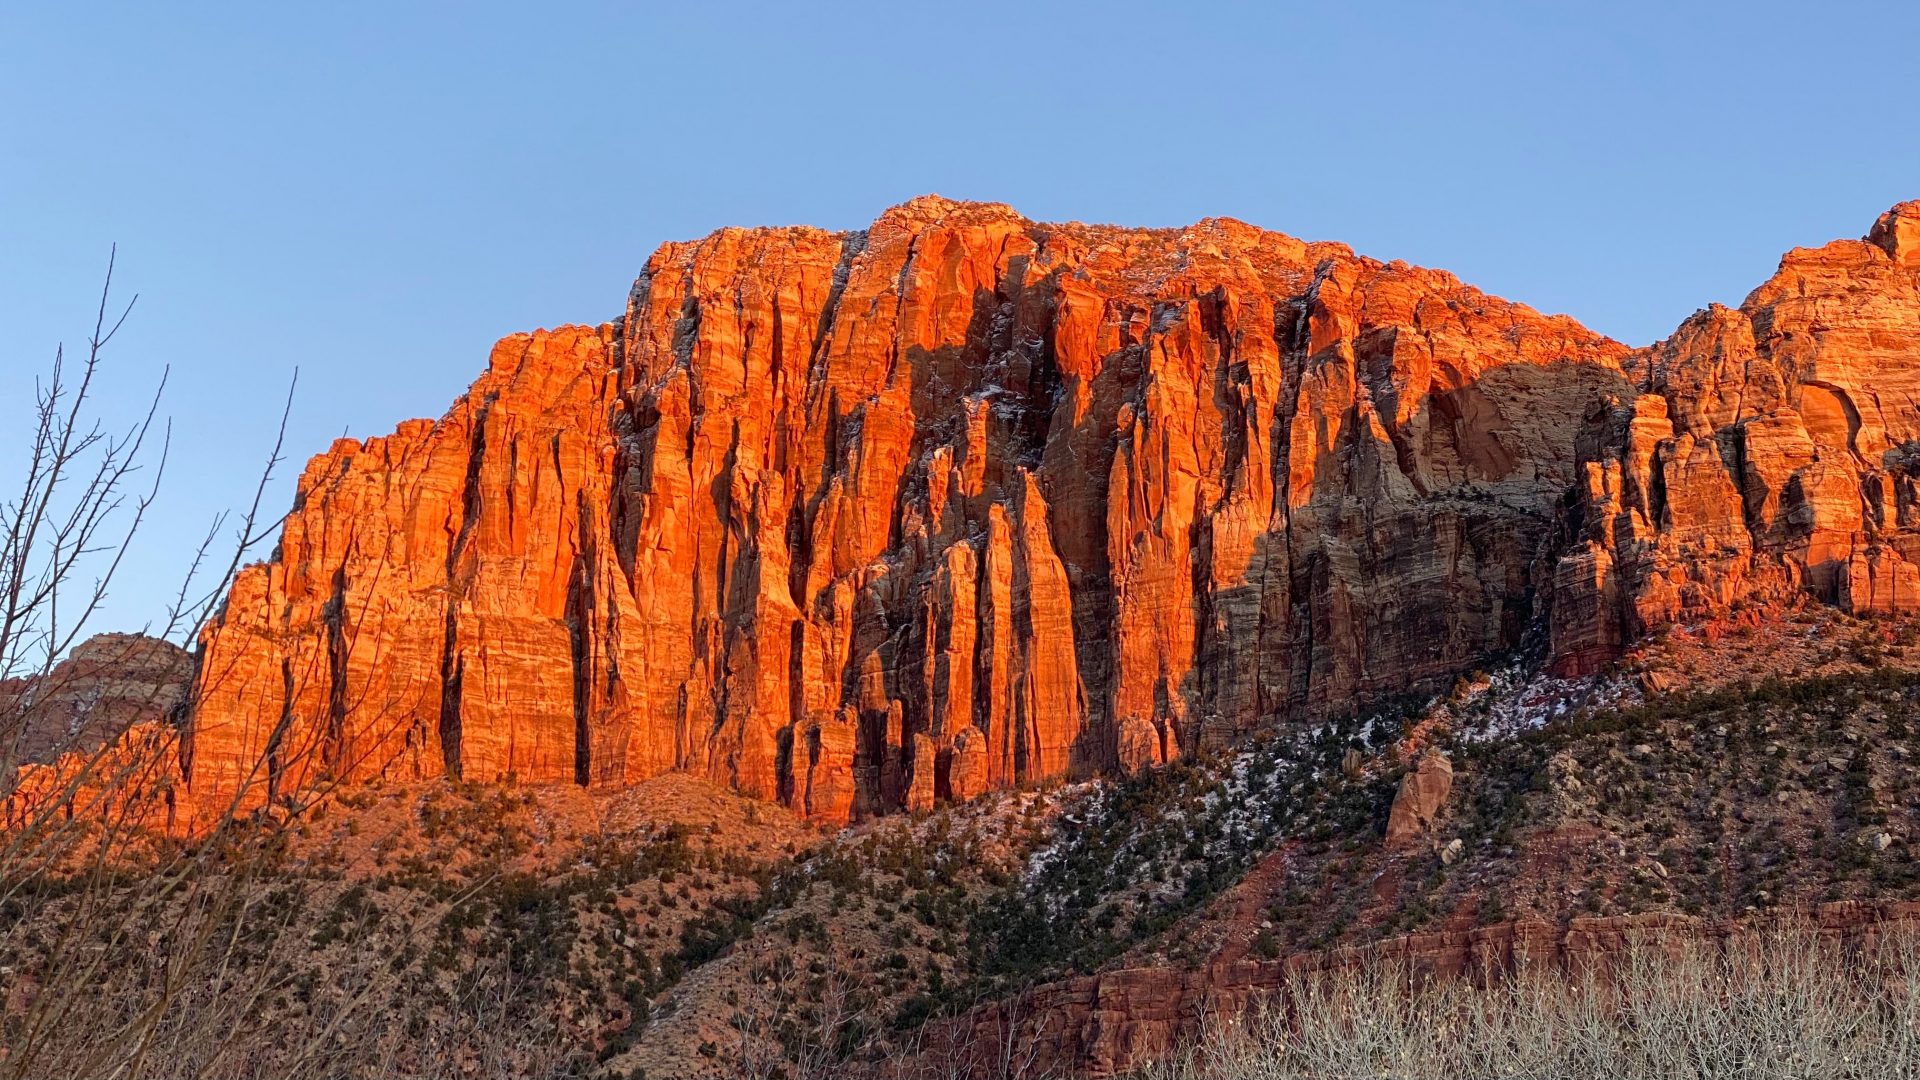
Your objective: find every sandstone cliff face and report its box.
[50,197,1905,827]
[188,326,625,810]
[1551,202,1920,671]
[170,196,1640,824]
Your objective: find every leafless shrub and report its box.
[1142,922,1920,1080]
[0,255,546,1080]
[722,962,873,1080]
[891,987,1061,1080]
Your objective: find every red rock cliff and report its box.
[1551,201,1920,670]
[165,197,1919,824]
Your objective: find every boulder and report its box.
[1387,748,1454,844]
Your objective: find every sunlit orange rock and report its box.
[1550,201,1920,664]
[36,197,1916,828]
[1386,747,1453,844]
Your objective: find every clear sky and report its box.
[4,1,1918,641]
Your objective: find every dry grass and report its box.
[1143,925,1920,1080]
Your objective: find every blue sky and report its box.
[4,1,1918,639]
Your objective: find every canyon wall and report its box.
[175,196,1641,824]
[20,197,1913,827]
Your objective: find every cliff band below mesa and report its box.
[29,196,1920,827]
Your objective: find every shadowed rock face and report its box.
[1,633,190,768]
[127,197,1911,824]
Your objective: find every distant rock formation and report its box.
[1,633,189,767]
[1386,747,1453,843]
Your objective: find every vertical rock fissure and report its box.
[323,564,349,775]
[505,438,519,541]
[1269,285,1318,717]
[568,495,597,786]
[266,658,294,804]
[175,642,205,780]
[609,398,653,591]
[438,636,464,782]
[808,231,867,378]
[438,392,497,782]
[970,534,993,752]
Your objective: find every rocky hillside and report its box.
[12,607,1920,1079]
[910,606,1920,1076]
[21,196,1918,834]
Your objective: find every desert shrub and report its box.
[1141,923,1920,1080]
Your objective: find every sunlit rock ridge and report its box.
[110,196,1920,826]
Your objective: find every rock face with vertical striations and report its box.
[186,326,627,811]
[40,196,1917,828]
[1550,201,1920,671]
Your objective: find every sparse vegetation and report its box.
[1141,924,1920,1080]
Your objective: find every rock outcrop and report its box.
[1385,747,1452,843]
[913,902,1920,1079]
[24,198,1920,828]
[1551,201,1920,671]
[1,633,190,769]
[2,633,192,830]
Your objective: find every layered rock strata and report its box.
[30,197,1920,826]
[1,633,190,769]
[913,901,1920,1078]
[1,633,191,829]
